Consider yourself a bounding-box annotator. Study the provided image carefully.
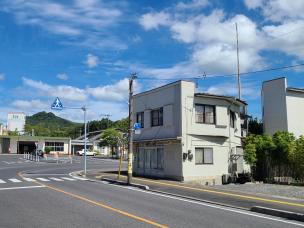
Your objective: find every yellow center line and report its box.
[18,172,168,228]
[128,176,304,208]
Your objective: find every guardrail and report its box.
[23,152,73,164]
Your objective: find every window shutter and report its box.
[216,106,228,127]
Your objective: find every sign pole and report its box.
[83,106,87,176]
[51,97,88,177]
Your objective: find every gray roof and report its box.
[194,93,247,105]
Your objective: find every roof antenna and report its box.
[235,22,241,100]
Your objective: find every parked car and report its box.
[77,149,96,156]
[31,149,44,157]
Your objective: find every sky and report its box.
[0,0,304,123]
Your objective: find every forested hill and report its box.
[25,112,82,137]
[26,111,80,128]
[24,111,129,138]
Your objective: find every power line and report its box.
[137,62,304,81]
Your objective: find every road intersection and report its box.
[0,154,303,228]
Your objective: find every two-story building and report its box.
[132,80,248,185]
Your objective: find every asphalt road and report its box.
[0,154,303,228]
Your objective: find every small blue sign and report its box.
[134,122,141,130]
[51,97,63,110]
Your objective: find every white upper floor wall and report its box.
[262,77,304,138]
[133,80,246,141]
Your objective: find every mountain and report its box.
[25,112,82,137]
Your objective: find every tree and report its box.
[244,143,257,167]
[244,134,275,181]
[272,131,295,177]
[291,136,304,181]
[248,118,263,135]
[99,128,122,157]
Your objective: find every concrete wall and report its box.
[262,78,288,135]
[133,81,182,141]
[286,90,304,138]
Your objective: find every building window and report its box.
[151,107,163,127]
[138,147,164,170]
[230,110,236,128]
[195,148,213,164]
[195,104,215,124]
[136,112,144,128]
[157,148,164,169]
[45,142,64,152]
[138,148,144,168]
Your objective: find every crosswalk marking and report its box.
[23,178,35,182]
[72,176,88,181]
[61,177,76,181]
[9,178,22,183]
[0,176,85,184]
[36,178,50,182]
[49,177,63,181]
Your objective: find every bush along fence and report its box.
[244,131,304,184]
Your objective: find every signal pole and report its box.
[235,22,241,100]
[128,73,137,185]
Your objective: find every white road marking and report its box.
[0,179,6,184]
[49,177,64,181]
[23,178,35,182]
[2,161,10,164]
[71,176,88,181]
[36,178,50,182]
[100,181,304,227]
[0,186,44,191]
[9,178,22,183]
[61,177,76,181]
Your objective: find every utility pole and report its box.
[235,22,241,100]
[128,73,137,185]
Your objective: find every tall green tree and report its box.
[99,128,123,157]
[291,136,304,181]
[272,131,295,177]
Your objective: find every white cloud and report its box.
[12,99,47,110]
[22,77,87,101]
[244,0,264,9]
[139,12,171,30]
[57,73,68,80]
[132,35,142,43]
[0,0,125,50]
[0,74,5,80]
[262,0,304,22]
[176,0,209,10]
[85,53,100,68]
[139,8,267,77]
[204,81,259,100]
[87,78,141,102]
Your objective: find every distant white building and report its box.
[7,112,25,133]
[133,80,249,185]
[262,77,304,138]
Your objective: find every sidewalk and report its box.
[85,170,304,218]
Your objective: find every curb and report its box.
[69,171,149,191]
[101,177,149,191]
[251,206,304,222]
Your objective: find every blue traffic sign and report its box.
[134,122,141,130]
[51,97,63,110]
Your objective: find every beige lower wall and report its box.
[133,143,183,180]
[133,135,245,185]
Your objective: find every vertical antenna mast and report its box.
[235,23,241,100]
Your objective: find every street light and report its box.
[51,97,88,176]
